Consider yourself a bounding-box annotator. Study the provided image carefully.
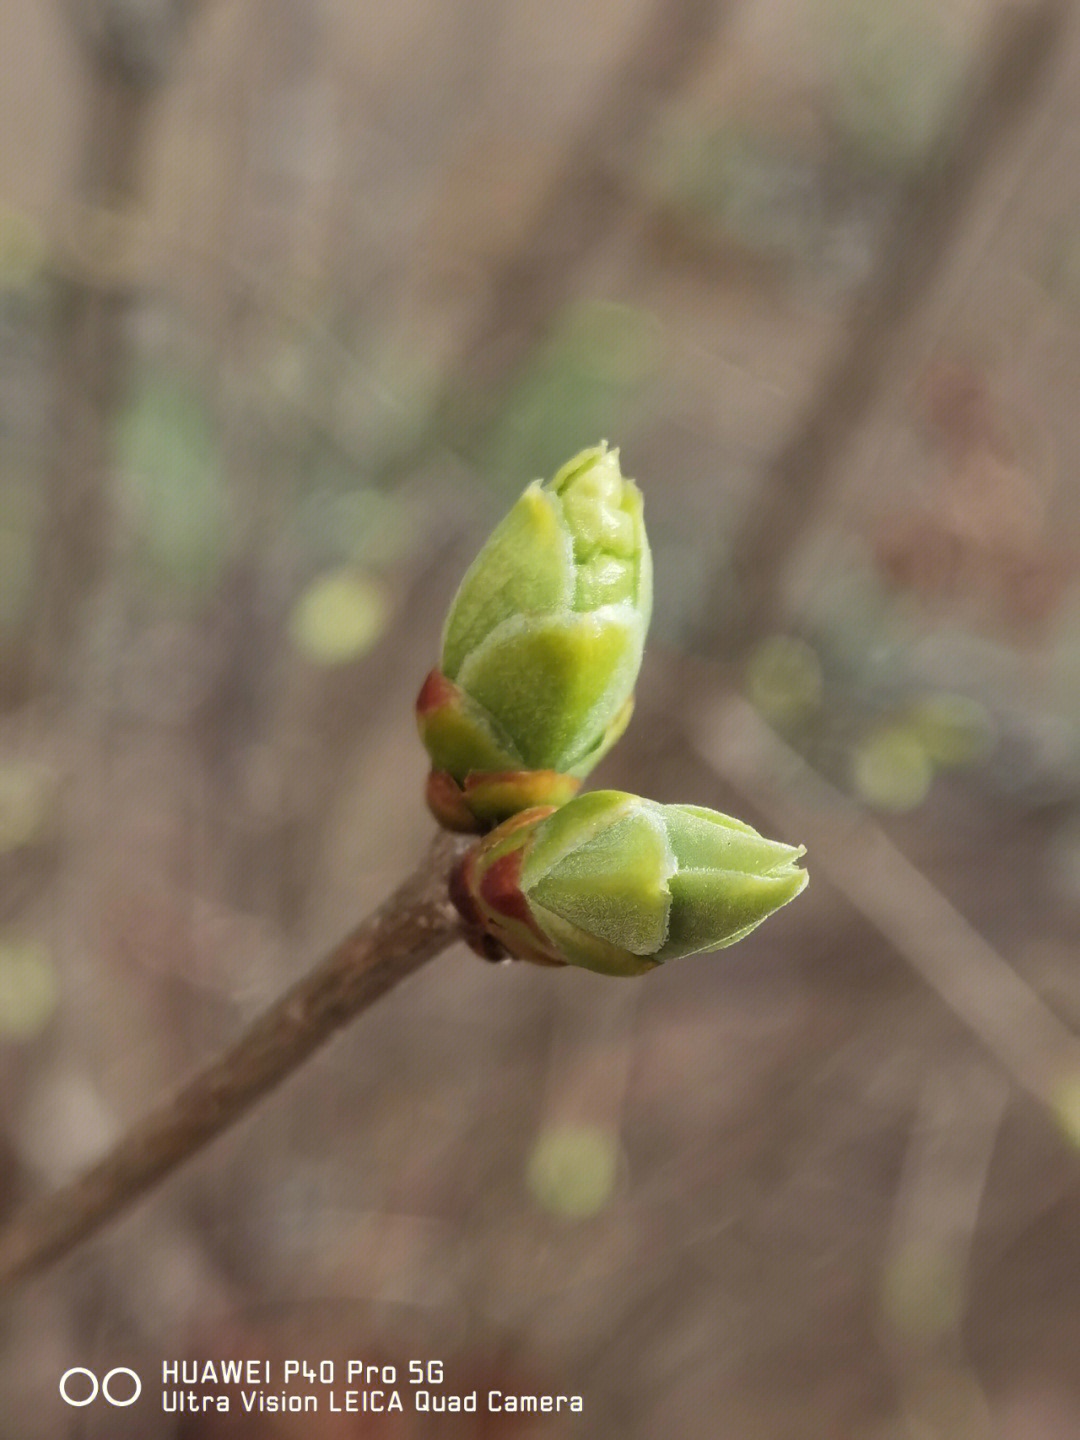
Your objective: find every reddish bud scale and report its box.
[477,851,533,930]
[426,770,482,833]
[415,667,460,719]
[427,766,582,834]
[449,807,566,966]
[419,669,583,831]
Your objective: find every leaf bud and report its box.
[451,790,808,975]
[417,443,651,831]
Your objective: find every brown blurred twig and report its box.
[683,676,1080,1119]
[31,0,204,699]
[440,0,727,404]
[383,0,732,471]
[712,0,1072,655]
[881,1061,1009,1433]
[0,830,468,1294]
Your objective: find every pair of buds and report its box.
[417,444,807,977]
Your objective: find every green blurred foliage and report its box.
[770,526,1032,813]
[744,603,1003,816]
[654,121,823,262]
[114,375,227,596]
[822,0,969,175]
[294,478,414,573]
[0,202,46,294]
[906,692,995,769]
[253,309,442,477]
[479,302,661,494]
[748,634,825,725]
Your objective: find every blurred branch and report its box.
[886,1062,1008,1336]
[882,1061,1008,1432]
[713,0,1072,656]
[443,0,727,396]
[68,0,199,86]
[0,830,469,1294]
[31,0,203,697]
[386,0,732,470]
[681,670,1080,1119]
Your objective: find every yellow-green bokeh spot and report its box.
[851,725,933,812]
[0,202,46,292]
[881,1241,966,1341]
[0,939,58,1039]
[747,634,824,725]
[1052,1074,1080,1149]
[907,692,994,769]
[526,1123,622,1219]
[0,761,58,853]
[290,568,389,666]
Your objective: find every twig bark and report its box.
[0,830,469,1294]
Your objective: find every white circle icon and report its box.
[59,1366,141,1406]
[103,1368,142,1405]
[59,1368,98,1406]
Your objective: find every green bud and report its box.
[418,444,651,831]
[451,791,808,976]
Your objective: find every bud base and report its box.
[426,767,581,833]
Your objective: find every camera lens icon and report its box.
[59,1367,141,1407]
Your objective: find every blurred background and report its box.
[2,0,1080,1434]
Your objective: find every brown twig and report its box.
[373,0,731,478]
[712,0,1071,656]
[31,1,204,700]
[682,678,1080,1117]
[437,0,728,407]
[0,830,469,1294]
